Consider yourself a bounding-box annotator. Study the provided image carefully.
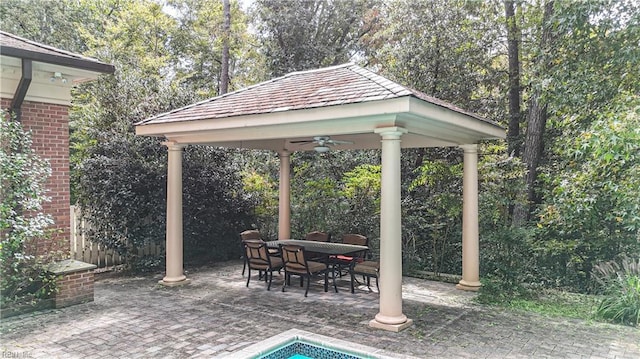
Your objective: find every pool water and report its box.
[288,355,312,359]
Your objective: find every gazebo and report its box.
[135,63,505,332]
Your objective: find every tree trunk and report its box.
[512,1,554,226]
[220,0,231,95]
[504,0,522,157]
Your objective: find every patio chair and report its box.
[303,231,331,262]
[239,230,261,276]
[244,240,283,291]
[350,259,379,293]
[280,244,337,297]
[305,231,331,242]
[331,234,369,276]
[240,229,279,276]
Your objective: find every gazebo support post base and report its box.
[158,278,190,287]
[369,318,414,332]
[456,280,481,291]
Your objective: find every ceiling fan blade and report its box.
[327,139,354,145]
[289,140,314,144]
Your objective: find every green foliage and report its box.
[75,133,167,256]
[0,0,92,53]
[168,0,264,94]
[65,0,257,269]
[241,167,279,239]
[251,0,379,76]
[404,156,462,274]
[539,96,640,290]
[477,227,538,303]
[0,115,53,240]
[130,255,165,274]
[477,275,535,305]
[368,0,504,118]
[546,0,640,125]
[0,249,57,310]
[478,145,528,228]
[339,164,381,241]
[592,256,640,326]
[341,164,380,203]
[76,134,255,265]
[241,150,382,244]
[0,112,57,309]
[291,160,344,237]
[475,145,543,301]
[182,146,255,260]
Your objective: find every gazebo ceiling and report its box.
[135,63,505,151]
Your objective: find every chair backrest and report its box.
[342,234,368,246]
[280,244,309,274]
[244,240,271,267]
[305,231,330,242]
[342,234,369,260]
[240,230,261,241]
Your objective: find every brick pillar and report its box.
[1,99,71,257]
[48,259,97,308]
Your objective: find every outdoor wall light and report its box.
[314,145,330,153]
[50,72,68,84]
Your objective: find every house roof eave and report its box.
[0,46,115,74]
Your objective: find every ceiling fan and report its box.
[290,136,354,153]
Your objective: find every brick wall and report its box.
[53,270,95,308]
[1,98,71,257]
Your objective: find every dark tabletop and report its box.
[266,239,368,255]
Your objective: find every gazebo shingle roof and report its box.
[137,63,493,126]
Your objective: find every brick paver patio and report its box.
[1,261,638,358]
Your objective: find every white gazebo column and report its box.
[278,150,291,239]
[457,144,481,291]
[160,141,188,286]
[370,127,413,332]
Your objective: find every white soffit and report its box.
[1,55,102,106]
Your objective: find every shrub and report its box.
[477,231,539,304]
[0,250,57,309]
[403,157,462,275]
[76,133,256,267]
[0,111,58,310]
[592,256,640,326]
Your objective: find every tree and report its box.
[512,1,555,225]
[0,0,97,53]
[538,95,640,289]
[514,0,640,224]
[168,0,261,96]
[220,0,231,94]
[70,0,256,263]
[362,0,506,275]
[528,0,640,289]
[251,0,380,76]
[504,0,522,157]
[367,0,503,116]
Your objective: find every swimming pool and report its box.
[225,329,414,359]
[257,338,367,359]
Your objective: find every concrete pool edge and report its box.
[223,328,421,359]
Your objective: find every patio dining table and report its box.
[266,239,369,293]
